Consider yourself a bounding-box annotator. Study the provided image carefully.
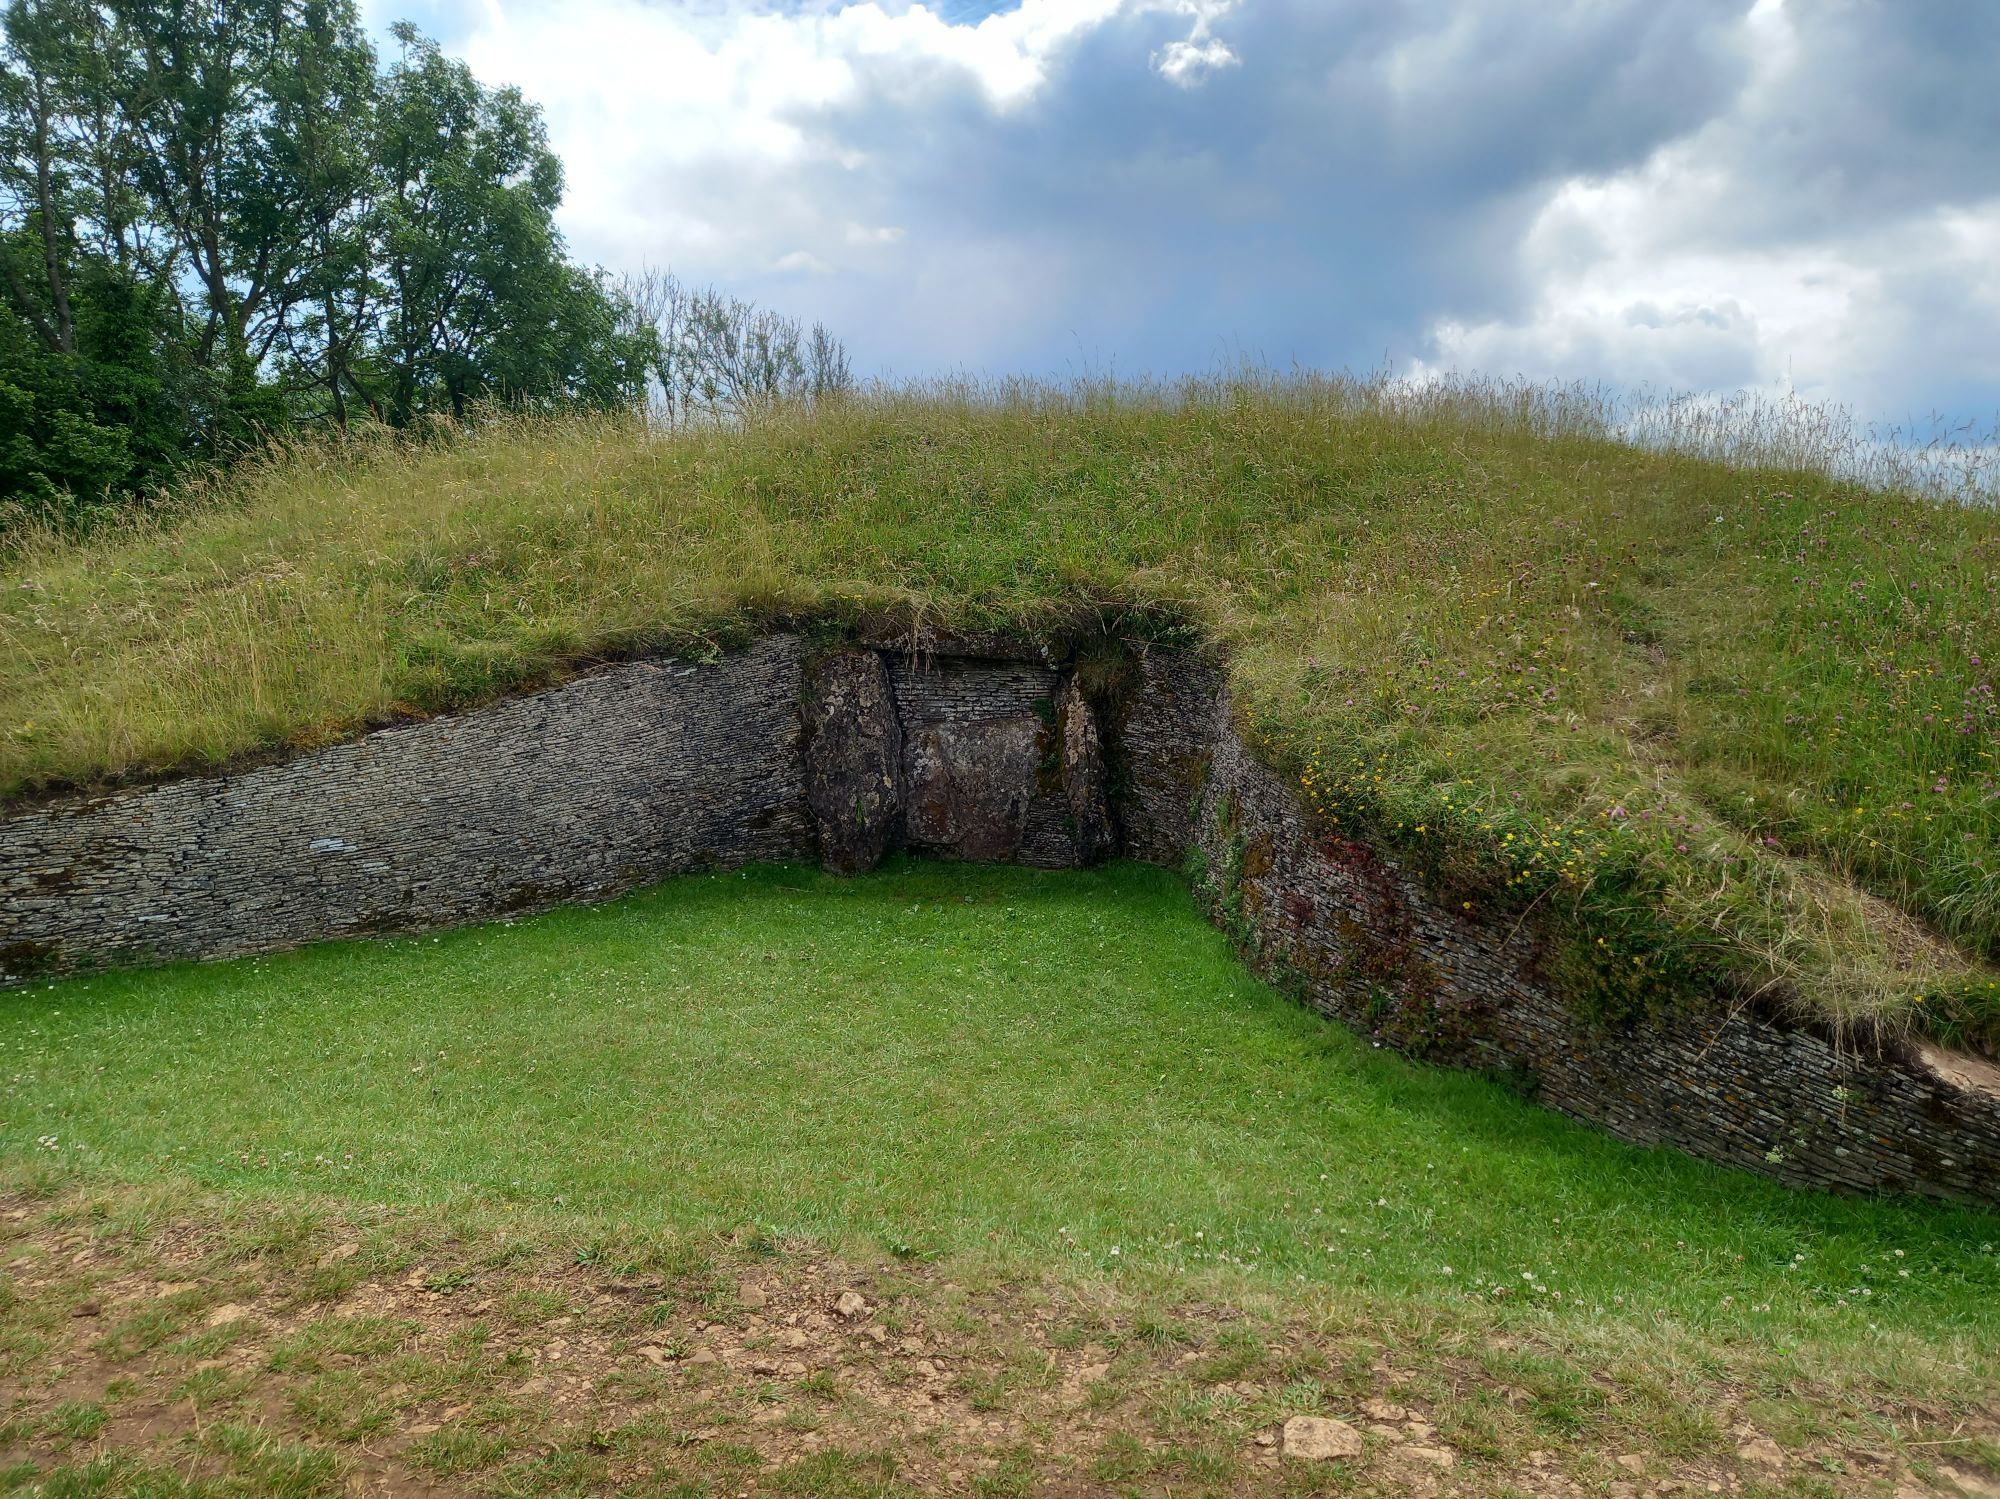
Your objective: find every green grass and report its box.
[1,375,1996,1041]
[5,859,1998,1357]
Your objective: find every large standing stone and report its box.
[903,717,1041,862]
[1057,678,1114,865]
[802,648,903,874]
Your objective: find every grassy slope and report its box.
[1,380,1996,1039]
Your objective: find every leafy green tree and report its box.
[373,24,649,424]
[113,0,378,437]
[0,0,687,523]
[0,0,205,519]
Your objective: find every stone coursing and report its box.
[3,633,1997,1205]
[0,637,817,977]
[1123,654,2000,1207]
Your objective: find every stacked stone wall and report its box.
[0,638,816,975]
[3,634,1997,1206]
[1167,676,2000,1203]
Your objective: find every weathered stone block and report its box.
[903,717,1041,863]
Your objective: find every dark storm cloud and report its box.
[742,0,1753,376]
[417,0,2000,424]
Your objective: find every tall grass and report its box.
[2,372,1995,1041]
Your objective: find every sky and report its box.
[360,0,2000,430]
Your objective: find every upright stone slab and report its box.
[888,653,1080,867]
[1058,679,1114,866]
[802,648,903,874]
[903,717,1042,862]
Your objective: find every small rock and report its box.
[864,1323,889,1344]
[637,1345,671,1366]
[1361,1399,1408,1422]
[1399,1445,1457,1471]
[1282,1415,1363,1462]
[1736,1437,1785,1469]
[779,1328,810,1350]
[687,1348,720,1366]
[205,1303,248,1327]
[1618,1455,1647,1474]
[835,1290,868,1320]
[1942,1466,2000,1499]
[738,1281,768,1309]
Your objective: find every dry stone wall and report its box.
[1174,682,2000,1204]
[3,633,1997,1206]
[0,637,817,977]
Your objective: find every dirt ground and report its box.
[2,1189,1997,1498]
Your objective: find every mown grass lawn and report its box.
[5,860,1996,1346]
[4,861,2000,1496]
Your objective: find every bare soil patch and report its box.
[3,1189,1998,1497]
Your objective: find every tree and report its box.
[372,25,650,424]
[0,2,813,525]
[620,265,852,426]
[113,0,378,437]
[0,0,206,520]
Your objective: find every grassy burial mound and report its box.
[1,376,1997,1049]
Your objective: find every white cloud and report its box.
[1411,0,2000,418]
[385,0,1233,299]
[774,249,836,275]
[1153,36,1236,87]
[365,0,2000,425]
[843,222,907,246]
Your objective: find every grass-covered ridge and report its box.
[1,376,1996,1043]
